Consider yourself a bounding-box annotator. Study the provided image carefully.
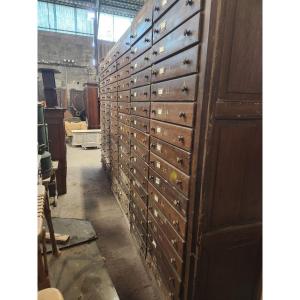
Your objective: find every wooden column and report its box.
[44,108,67,195]
[84,82,100,129]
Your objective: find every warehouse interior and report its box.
[35,0,263,299]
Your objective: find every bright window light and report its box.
[87,11,95,20]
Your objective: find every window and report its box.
[38,1,94,36]
[98,13,133,42]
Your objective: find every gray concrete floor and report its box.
[51,144,160,300]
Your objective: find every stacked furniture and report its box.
[99,0,262,299]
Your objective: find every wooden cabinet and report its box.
[84,83,99,129]
[99,0,262,299]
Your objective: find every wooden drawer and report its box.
[130,138,149,163]
[148,212,183,278]
[130,127,150,149]
[153,0,203,43]
[111,110,118,119]
[111,101,118,111]
[117,64,131,81]
[107,92,118,102]
[151,102,195,127]
[119,159,130,178]
[130,0,153,45]
[152,12,201,63]
[130,30,152,61]
[130,220,147,256]
[119,132,130,147]
[131,115,150,133]
[118,90,131,102]
[116,51,131,70]
[149,168,188,217]
[130,154,149,180]
[131,202,147,234]
[118,77,131,92]
[106,82,118,93]
[110,118,118,128]
[119,168,131,188]
[131,169,148,200]
[148,182,186,239]
[153,0,177,22]
[131,102,150,118]
[111,150,119,162]
[150,152,190,197]
[119,123,131,140]
[131,49,152,74]
[130,68,151,88]
[119,152,131,168]
[131,210,147,243]
[100,86,106,94]
[151,74,197,102]
[119,113,131,126]
[151,45,199,83]
[150,137,191,176]
[148,202,185,258]
[150,120,193,151]
[132,184,148,211]
[118,102,131,114]
[131,85,151,102]
[116,27,131,59]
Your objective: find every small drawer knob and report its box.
[143,92,148,96]
[152,50,158,56]
[178,135,184,142]
[183,58,191,65]
[151,109,156,114]
[181,86,188,92]
[151,127,156,132]
[154,28,160,34]
[144,38,150,42]
[152,70,158,75]
[145,17,150,22]
[150,143,156,148]
[179,111,186,118]
[149,176,154,180]
[144,56,149,61]
[154,6,160,11]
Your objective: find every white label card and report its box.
[134,120,137,125]
[152,240,157,248]
[134,63,138,68]
[158,88,163,95]
[157,127,161,133]
[134,133,137,137]
[159,46,165,53]
[162,0,167,6]
[155,177,160,185]
[134,157,137,162]
[134,145,137,150]
[134,78,137,82]
[134,107,137,111]
[159,67,165,74]
[154,194,159,202]
[157,109,162,115]
[160,20,166,31]
[154,209,158,217]
[156,144,162,152]
[134,92,137,97]
[156,161,161,169]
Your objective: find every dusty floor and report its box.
[51,144,160,300]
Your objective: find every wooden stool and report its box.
[38,288,64,300]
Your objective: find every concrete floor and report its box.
[51,144,160,300]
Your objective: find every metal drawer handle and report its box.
[154,6,160,11]
[170,258,176,264]
[181,86,189,92]
[125,42,130,46]
[130,66,134,69]
[145,17,150,22]
[171,239,177,245]
[183,59,191,65]
[154,28,160,34]
[144,56,149,61]
[143,92,148,96]
[143,108,148,112]
[152,70,158,75]
[149,176,154,180]
[150,160,155,165]
[173,200,180,206]
[152,50,158,56]
[151,109,156,114]
[176,157,183,164]
[179,112,186,118]
[150,143,156,148]
[151,127,156,133]
[178,135,184,142]
[144,38,150,42]
[152,90,157,95]
[144,75,149,79]
[176,180,182,186]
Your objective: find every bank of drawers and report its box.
[98,0,204,297]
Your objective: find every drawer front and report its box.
[151,74,197,102]
[118,90,131,102]
[119,113,131,126]
[150,152,190,197]
[111,101,118,111]
[130,30,152,61]
[100,86,106,94]
[149,168,188,217]
[148,213,183,278]
[116,28,131,59]
[131,115,150,133]
[152,12,201,63]
[130,127,150,149]
[111,110,118,119]
[100,94,107,101]
[148,202,185,258]
[118,102,131,114]
[118,77,131,91]
[150,137,191,175]
[117,51,131,70]
[131,49,152,74]
[106,82,118,93]
[148,182,186,239]
[119,168,131,187]
[131,102,150,118]
[131,85,151,102]
[130,139,149,163]
[130,154,149,180]
[118,64,131,81]
[119,123,131,140]
[107,92,118,102]
[151,45,199,83]
[110,119,119,128]
[119,152,131,168]
[119,132,130,147]
[131,221,147,256]
[151,102,195,127]
[153,0,178,22]
[131,201,147,233]
[119,159,130,177]
[130,0,153,45]
[130,68,151,88]
[150,120,193,151]
[131,170,148,200]
[131,210,147,241]
[153,0,203,43]
[131,186,148,217]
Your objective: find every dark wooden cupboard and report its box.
[99,0,262,299]
[84,83,100,129]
